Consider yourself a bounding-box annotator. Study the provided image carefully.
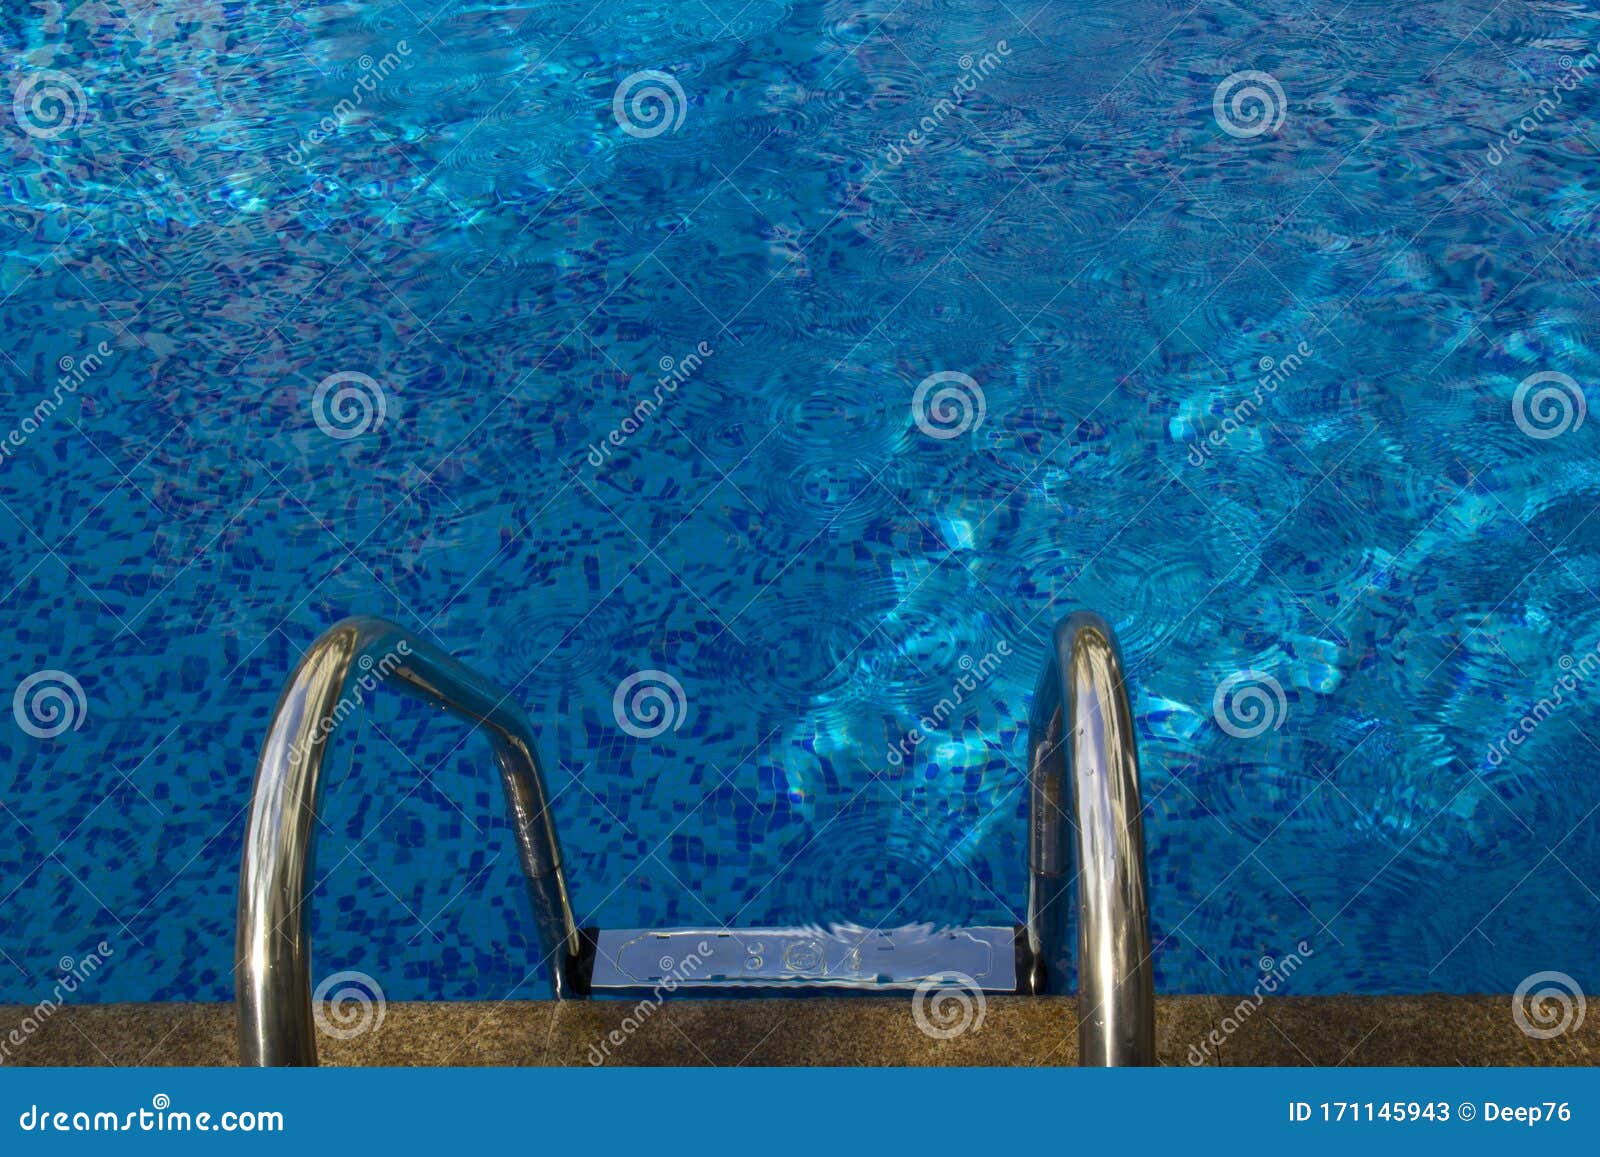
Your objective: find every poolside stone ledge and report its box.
[1,997,1592,1067]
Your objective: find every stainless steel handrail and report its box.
[236,616,581,1066]
[1024,612,1156,1065]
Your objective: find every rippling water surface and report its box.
[3,1,1600,1001]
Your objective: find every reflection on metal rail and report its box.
[235,617,581,1066]
[1023,612,1156,1065]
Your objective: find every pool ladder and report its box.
[236,612,1155,1065]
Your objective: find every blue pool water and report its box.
[2,0,1599,1006]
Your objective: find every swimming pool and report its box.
[2,0,1598,1005]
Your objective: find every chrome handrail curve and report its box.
[1024,612,1156,1065]
[236,616,581,1066]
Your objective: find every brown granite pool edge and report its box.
[0,996,1593,1067]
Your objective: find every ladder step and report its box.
[585,924,1022,992]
